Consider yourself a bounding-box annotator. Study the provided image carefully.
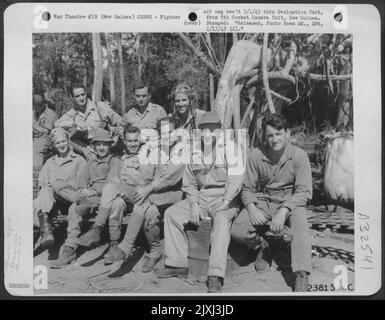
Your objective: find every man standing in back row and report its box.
[55,84,122,160]
[122,82,167,130]
[230,114,312,292]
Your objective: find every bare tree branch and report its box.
[177,33,220,76]
[262,33,275,114]
[241,87,256,126]
[262,88,292,103]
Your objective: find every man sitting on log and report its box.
[75,125,155,253]
[50,128,120,268]
[155,111,244,293]
[102,117,187,272]
[230,113,313,292]
[54,84,122,160]
[33,128,88,248]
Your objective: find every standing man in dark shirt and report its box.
[231,114,313,292]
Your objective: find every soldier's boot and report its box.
[142,222,162,273]
[104,245,131,265]
[76,207,110,247]
[38,212,54,248]
[294,270,309,292]
[207,276,223,293]
[254,241,271,273]
[76,224,103,247]
[50,246,76,269]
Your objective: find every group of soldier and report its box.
[33,81,313,293]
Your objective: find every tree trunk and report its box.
[105,33,116,106]
[92,33,103,102]
[209,74,215,109]
[216,33,226,67]
[136,33,144,81]
[336,59,352,130]
[214,40,268,128]
[117,34,126,115]
[262,33,275,114]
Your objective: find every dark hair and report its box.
[262,113,288,132]
[156,117,177,133]
[70,84,87,97]
[123,125,140,138]
[133,81,149,93]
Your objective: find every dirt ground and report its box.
[33,211,355,295]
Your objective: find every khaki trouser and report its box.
[65,196,100,249]
[95,182,136,241]
[230,199,312,273]
[33,186,82,227]
[118,190,183,258]
[164,191,238,278]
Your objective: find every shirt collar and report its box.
[261,143,293,164]
[92,154,113,164]
[52,149,77,165]
[73,99,95,115]
[133,103,152,116]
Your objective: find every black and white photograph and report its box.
[31,31,355,294]
[2,3,381,298]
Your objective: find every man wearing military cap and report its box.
[51,128,120,268]
[155,111,244,293]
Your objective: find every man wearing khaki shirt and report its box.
[103,117,186,272]
[122,82,167,130]
[55,85,122,160]
[230,113,312,292]
[50,128,120,268]
[33,128,87,248]
[155,112,244,293]
[75,125,156,251]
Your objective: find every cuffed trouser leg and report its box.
[288,207,312,274]
[118,204,146,254]
[164,199,191,268]
[108,197,126,242]
[64,203,84,249]
[207,207,238,278]
[143,204,161,258]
